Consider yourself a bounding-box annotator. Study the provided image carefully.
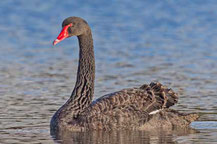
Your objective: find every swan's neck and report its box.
[50,29,95,133]
[70,30,95,116]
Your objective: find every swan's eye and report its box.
[68,23,74,34]
[68,27,72,34]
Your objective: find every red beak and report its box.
[53,23,72,45]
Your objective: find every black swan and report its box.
[50,17,199,134]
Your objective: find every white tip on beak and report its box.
[53,39,60,46]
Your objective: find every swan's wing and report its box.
[79,82,178,129]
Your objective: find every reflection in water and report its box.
[52,129,198,144]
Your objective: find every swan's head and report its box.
[53,17,90,45]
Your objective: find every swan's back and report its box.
[78,82,179,130]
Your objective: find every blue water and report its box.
[0,0,217,143]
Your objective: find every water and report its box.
[0,0,217,143]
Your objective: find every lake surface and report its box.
[0,0,217,143]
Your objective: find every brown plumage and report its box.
[78,82,178,130]
[50,17,199,136]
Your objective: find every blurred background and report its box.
[0,0,217,143]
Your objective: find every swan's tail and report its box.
[165,109,200,126]
[140,82,178,108]
[145,109,200,129]
[181,113,200,122]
